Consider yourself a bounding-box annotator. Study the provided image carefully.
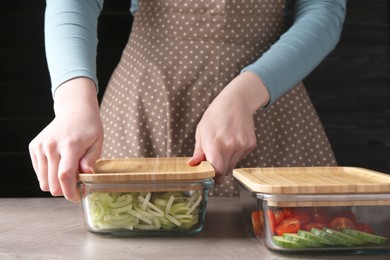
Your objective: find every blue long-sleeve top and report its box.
[45,0,347,105]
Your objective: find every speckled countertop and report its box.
[1,197,389,260]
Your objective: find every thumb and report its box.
[79,141,102,173]
[187,138,206,166]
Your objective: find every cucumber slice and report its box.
[311,228,354,247]
[324,228,366,246]
[283,233,323,247]
[342,229,389,245]
[298,230,336,246]
[272,236,304,248]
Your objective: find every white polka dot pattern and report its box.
[99,0,336,197]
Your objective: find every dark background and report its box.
[0,1,389,197]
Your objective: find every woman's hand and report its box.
[188,72,270,183]
[29,78,104,202]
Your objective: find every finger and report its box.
[58,150,81,203]
[204,144,229,185]
[187,128,207,166]
[187,152,206,166]
[228,145,255,174]
[79,139,103,173]
[239,146,254,161]
[35,148,49,192]
[28,141,39,174]
[47,152,62,197]
[40,139,63,196]
[226,150,242,176]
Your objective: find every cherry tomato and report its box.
[275,217,300,236]
[311,207,330,223]
[294,213,312,226]
[274,210,285,225]
[251,210,264,237]
[267,210,276,235]
[303,222,331,231]
[330,209,357,223]
[282,207,311,218]
[356,222,374,234]
[330,217,356,231]
[280,207,311,226]
[282,208,295,218]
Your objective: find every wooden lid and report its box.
[78,157,215,182]
[233,166,390,194]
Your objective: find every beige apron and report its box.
[100,0,337,196]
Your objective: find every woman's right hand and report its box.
[28,78,104,202]
[188,72,270,183]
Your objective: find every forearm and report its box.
[242,0,347,106]
[45,0,104,97]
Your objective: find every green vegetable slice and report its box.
[283,233,323,247]
[141,192,151,210]
[342,229,389,245]
[311,228,354,247]
[129,208,153,225]
[272,236,304,248]
[170,202,189,215]
[297,230,336,246]
[165,195,176,214]
[110,204,133,215]
[164,213,182,226]
[138,196,164,216]
[109,193,133,208]
[187,196,202,214]
[153,198,167,208]
[324,228,366,246]
[89,200,105,222]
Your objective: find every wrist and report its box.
[53,77,99,116]
[232,71,270,113]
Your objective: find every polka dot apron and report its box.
[100,0,337,196]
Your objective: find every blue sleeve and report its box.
[242,0,347,106]
[45,0,104,96]
[130,0,138,15]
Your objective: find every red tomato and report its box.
[294,213,312,226]
[281,207,311,226]
[267,210,276,235]
[282,207,311,218]
[356,222,374,234]
[312,207,330,223]
[274,210,285,225]
[330,209,357,223]
[251,210,264,237]
[275,217,300,236]
[303,222,331,231]
[282,208,295,218]
[330,217,356,231]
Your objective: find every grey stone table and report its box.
[1,197,389,260]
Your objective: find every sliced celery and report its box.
[86,190,203,231]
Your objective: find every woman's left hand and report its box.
[188,71,270,183]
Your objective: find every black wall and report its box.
[0,0,389,197]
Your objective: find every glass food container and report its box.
[78,157,215,236]
[233,166,390,253]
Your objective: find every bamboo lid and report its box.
[233,166,390,195]
[78,157,215,182]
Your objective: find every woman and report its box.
[29,0,347,202]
